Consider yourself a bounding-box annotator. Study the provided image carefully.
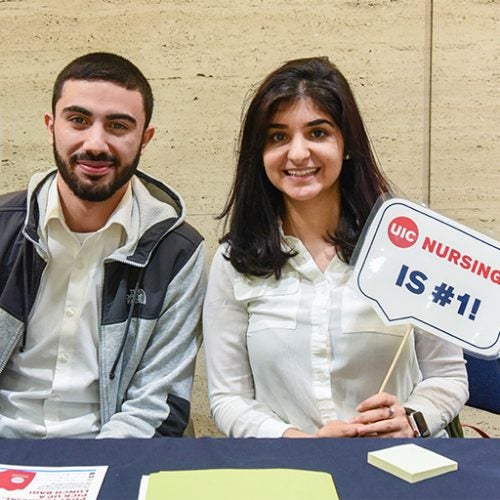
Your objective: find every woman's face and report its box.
[262,98,344,207]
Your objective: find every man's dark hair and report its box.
[52,52,154,127]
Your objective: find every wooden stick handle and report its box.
[378,324,413,394]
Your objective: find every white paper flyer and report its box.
[0,464,107,500]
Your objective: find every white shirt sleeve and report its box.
[203,246,294,437]
[406,328,469,436]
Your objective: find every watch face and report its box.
[411,411,431,438]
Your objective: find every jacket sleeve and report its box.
[405,328,469,436]
[97,241,206,438]
[203,246,294,438]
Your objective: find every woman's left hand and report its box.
[349,392,414,438]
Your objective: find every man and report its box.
[0,52,206,438]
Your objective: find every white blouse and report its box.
[203,238,469,438]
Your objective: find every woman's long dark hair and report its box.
[220,56,391,277]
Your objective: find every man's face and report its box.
[45,79,154,203]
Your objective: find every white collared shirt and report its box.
[203,237,468,438]
[0,177,132,438]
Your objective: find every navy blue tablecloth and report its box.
[0,437,498,499]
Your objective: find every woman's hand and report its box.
[283,420,361,438]
[349,392,414,438]
[283,392,416,438]
[317,419,362,438]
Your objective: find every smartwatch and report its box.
[405,408,430,438]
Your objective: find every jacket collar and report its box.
[23,169,186,267]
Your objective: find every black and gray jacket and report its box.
[0,169,206,438]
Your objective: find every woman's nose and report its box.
[287,135,310,164]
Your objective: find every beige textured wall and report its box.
[0,1,498,437]
[431,1,499,236]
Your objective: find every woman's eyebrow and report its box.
[267,118,335,128]
[307,118,335,127]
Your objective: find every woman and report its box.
[203,56,468,438]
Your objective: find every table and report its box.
[0,437,498,499]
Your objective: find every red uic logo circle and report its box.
[387,216,419,248]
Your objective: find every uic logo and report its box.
[388,216,419,248]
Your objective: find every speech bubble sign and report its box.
[352,198,500,359]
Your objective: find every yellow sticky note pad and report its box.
[143,468,338,500]
[368,444,458,483]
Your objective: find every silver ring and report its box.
[388,406,395,419]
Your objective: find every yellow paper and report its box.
[143,468,339,500]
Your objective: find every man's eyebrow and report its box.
[106,113,137,125]
[61,106,137,125]
[62,105,92,116]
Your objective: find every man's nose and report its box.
[83,124,110,153]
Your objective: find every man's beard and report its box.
[53,144,141,202]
